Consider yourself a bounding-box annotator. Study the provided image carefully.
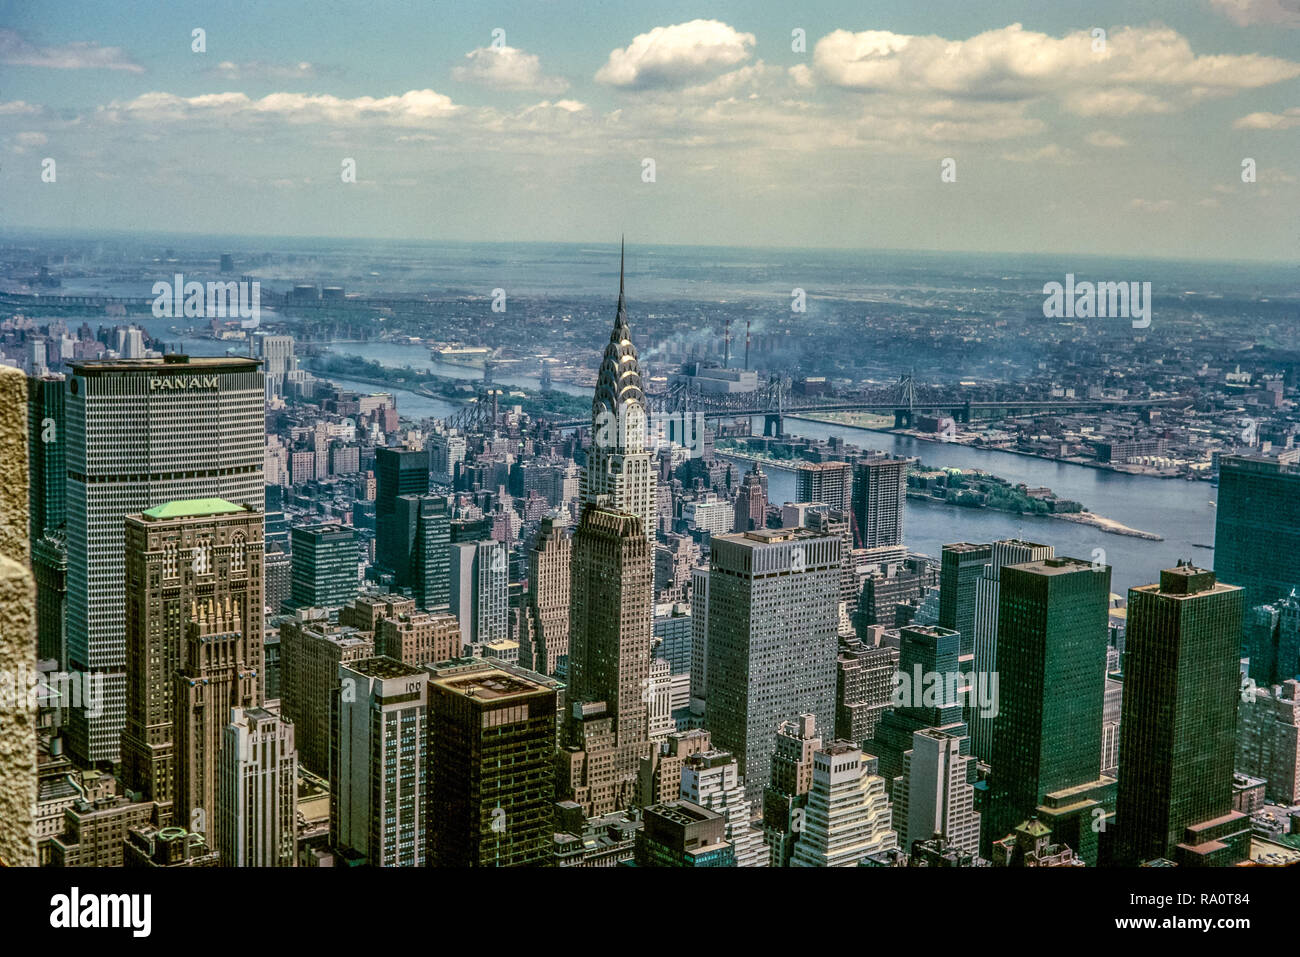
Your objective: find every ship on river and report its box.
[431,344,491,366]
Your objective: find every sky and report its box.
[2,0,1300,261]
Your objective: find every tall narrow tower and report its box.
[581,240,657,545]
[562,506,654,814]
[1114,564,1247,865]
[122,499,263,826]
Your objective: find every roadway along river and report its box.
[721,416,1219,597]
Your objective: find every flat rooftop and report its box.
[648,801,718,825]
[432,668,549,701]
[348,656,424,680]
[1007,557,1095,576]
[902,624,960,639]
[1133,564,1241,599]
[293,523,353,536]
[822,741,860,756]
[1220,454,1300,476]
[71,355,261,375]
[726,526,824,545]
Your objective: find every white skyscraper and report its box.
[428,430,466,486]
[449,539,508,650]
[647,657,676,742]
[971,539,1054,762]
[581,240,656,545]
[891,727,981,857]
[332,657,427,867]
[679,748,768,867]
[791,743,897,867]
[115,326,146,359]
[256,334,296,398]
[65,356,264,764]
[219,706,298,867]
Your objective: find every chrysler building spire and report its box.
[592,236,645,425]
[581,240,656,544]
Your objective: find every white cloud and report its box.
[1211,0,1300,27]
[0,29,142,72]
[1233,107,1300,129]
[103,89,459,126]
[1128,198,1176,213]
[805,24,1300,113]
[1064,89,1172,117]
[209,60,322,81]
[452,46,568,94]
[478,99,592,138]
[1002,144,1074,163]
[788,64,815,89]
[11,131,48,152]
[679,62,781,99]
[1085,130,1129,148]
[596,20,755,89]
[0,100,42,115]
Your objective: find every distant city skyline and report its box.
[3,1,1300,260]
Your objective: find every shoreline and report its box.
[1052,510,1164,541]
[717,447,1164,541]
[906,494,1162,540]
[785,413,1210,482]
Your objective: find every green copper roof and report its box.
[143,498,246,519]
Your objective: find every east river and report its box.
[722,416,1217,597]
[158,331,1214,596]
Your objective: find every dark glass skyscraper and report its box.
[26,372,65,543]
[289,524,359,610]
[939,542,991,656]
[375,447,429,578]
[864,623,966,793]
[426,660,557,867]
[986,557,1114,861]
[1214,454,1300,612]
[634,801,736,867]
[409,495,451,611]
[1114,564,1247,866]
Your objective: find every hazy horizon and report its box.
[7,227,1300,271]
[3,1,1300,262]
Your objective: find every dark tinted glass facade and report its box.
[988,558,1110,842]
[1214,455,1300,611]
[1115,568,1243,864]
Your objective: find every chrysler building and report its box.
[580,240,657,544]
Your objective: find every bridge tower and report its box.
[762,374,786,438]
[895,370,917,429]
